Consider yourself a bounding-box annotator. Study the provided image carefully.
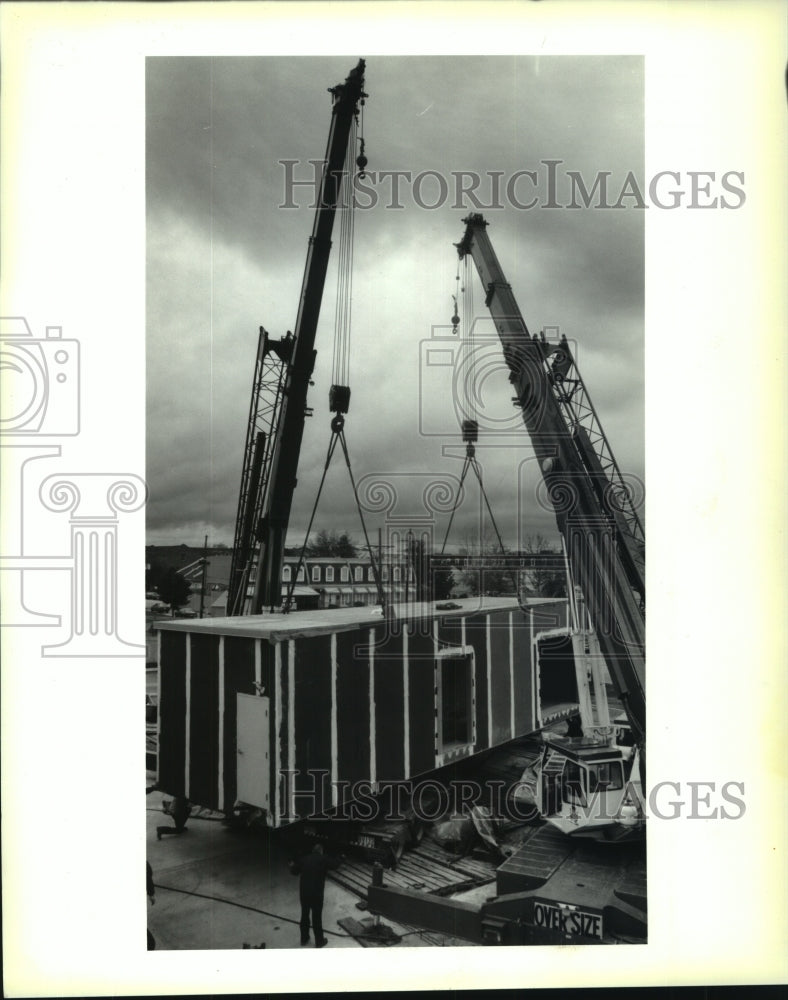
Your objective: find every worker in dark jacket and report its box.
[156,795,191,840]
[289,843,341,947]
[147,862,156,950]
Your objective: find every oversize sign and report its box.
[531,899,604,940]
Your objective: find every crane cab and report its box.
[536,736,644,841]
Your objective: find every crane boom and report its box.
[231,60,366,615]
[456,213,645,742]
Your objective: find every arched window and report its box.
[282,565,291,582]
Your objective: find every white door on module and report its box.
[236,693,270,811]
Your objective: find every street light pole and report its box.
[405,530,412,605]
[199,534,208,619]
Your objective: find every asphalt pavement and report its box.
[145,778,459,950]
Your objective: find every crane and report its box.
[456,213,646,839]
[227,60,367,616]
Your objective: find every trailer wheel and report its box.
[388,837,405,866]
[407,820,425,847]
[386,824,411,865]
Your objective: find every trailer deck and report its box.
[324,733,544,897]
[329,838,501,900]
[319,724,646,945]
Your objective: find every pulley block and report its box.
[329,383,351,414]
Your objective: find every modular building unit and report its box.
[155,596,573,827]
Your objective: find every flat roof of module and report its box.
[155,596,564,643]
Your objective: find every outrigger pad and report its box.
[337,916,400,947]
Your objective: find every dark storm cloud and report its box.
[146,55,644,549]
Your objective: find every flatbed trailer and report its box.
[316,732,647,946]
[153,597,646,944]
[364,833,646,945]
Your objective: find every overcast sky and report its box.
[146,55,644,554]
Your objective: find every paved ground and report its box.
[143,682,633,951]
[145,779,465,950]
[147,782,364,950]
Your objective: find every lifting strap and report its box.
[439,254,518,596]
[284,413,388,613]
[438,437,520,597]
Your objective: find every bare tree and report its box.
[305,529,358,558]
[522,534,566,598]
[407,535,454,602]
[456,527,517,598]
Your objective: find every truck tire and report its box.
[407,819,425,847]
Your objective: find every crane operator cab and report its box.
[537,730,644,842]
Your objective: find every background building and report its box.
[145,545,415,623]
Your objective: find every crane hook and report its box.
[451,294,460,335]
[356,137,368,179]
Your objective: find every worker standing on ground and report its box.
[289,843,342,947]
[157,795,191,840]
[146,862,156,950]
